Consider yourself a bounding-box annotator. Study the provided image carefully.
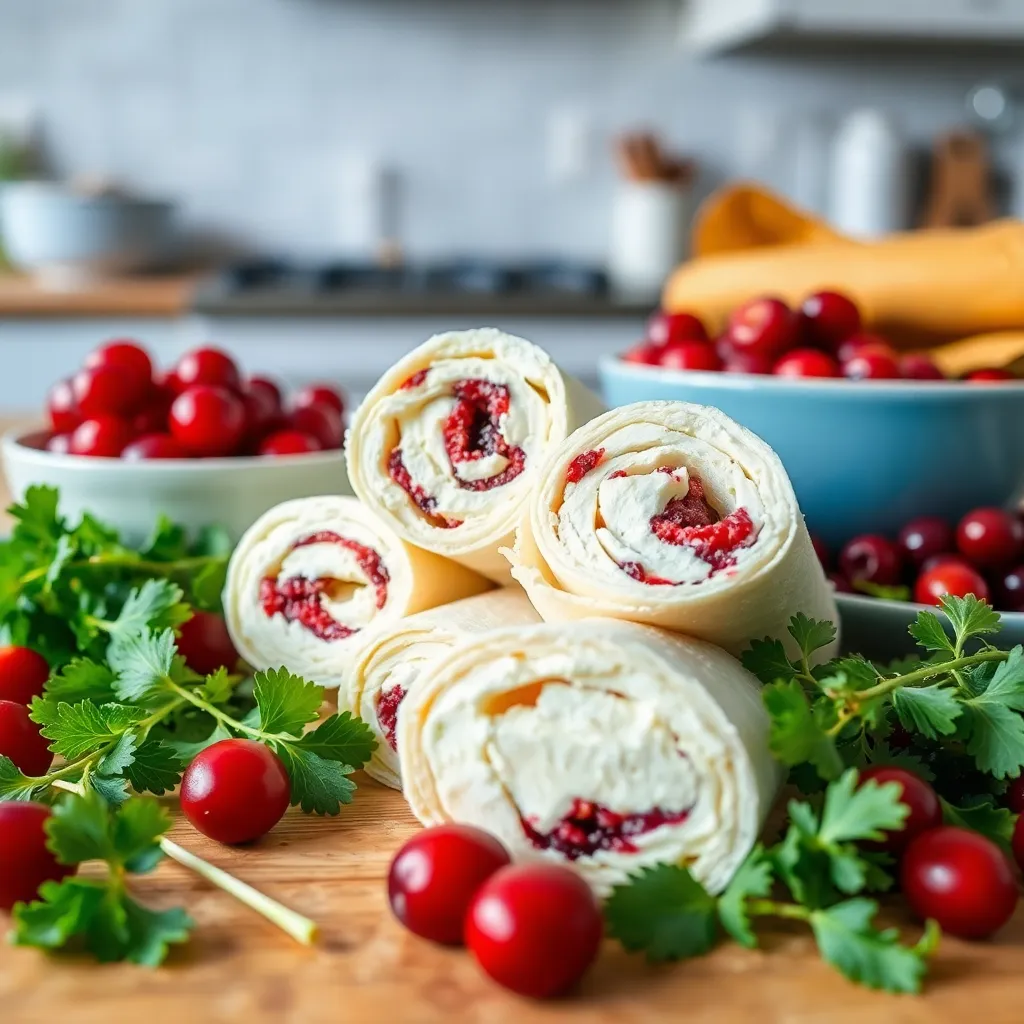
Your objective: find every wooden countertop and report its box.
[0,273,196,317]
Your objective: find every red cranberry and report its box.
[902,827,1017,940]
[45,433,71,454]
[388,824,511,946]
[621,341,662,366]
[0,647,50,706]
[899,354,946,380]
[288,404,344,450]
[717,337,774,374]
[46,379,80,433]
[828,571,854,593]
[68,416,133,457]
[996,565,1024,613]
[810,534,831,570]
[725,296,798,358]
[839,534,903,586]
[293,384,345,416]
[169,385,246,457]
[915,561,990,605]
[84,340,153,398]
[836,332,887,364]
[247,376,284,411]
[177,611,239,676]
[121,434,188,460]
[240,382,281,441]
[1014,814,1024,874]
[647,311,708,346]
[773,348,841,378]
[259,430,322,456]
[71,364,138,418]
[920,552,971,575]
[798,290,861,351]
[465,863,603,999]
[858,766,941,854]
[180,739,291,844]
[966,367,1017,382]
[956,507,1023,568]
[898,516,954,566]
[842,343,902,381]
[173,347,241,392]
[0,802,74,910]
[658,340,722,372]
[0,700,53,776]
[1006,776,1024,814]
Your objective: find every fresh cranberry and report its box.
[0,700,53,776]
[858,766,941,854]
[68,416,133,458]
[169,385,246,457]
[180,739,291,844]
[773,348,841,378]
[920,552,971,575]
[173,347,241,392]
[839,534,903,586]
[84,340,153,398]
[0,802,74,910]
[647,311,708,346]
[177,611,239,676]
[829,571,854,593]
[842,343,902,381]
[288,404,344,450]
[798,290,862,351]
[899,354,946,381]
[465,863,603,999]
[247,376,284,412]
[810,534,831,570]
[1013,814,1024,872]
[45,433,71,454]
[966,368,1017,382]
[837,332,888,364]
[1006,776,1024,814]
[996,565,1024,613]
[240,382,281,441]
[717,338,774,374]
[658,340,722,372]
[121,434,188,460]
[915,561,990,605]
[0,647,50,706]
[898,516,954,567]
[46,379,80,433]
[725,296,798,358]
[71,364,139,418]
[902,827,1017,939]
[388,824,511,945]
[621,341,662,366]
[956,507,1023,568]
[293,384,345,417]
[258,430,322,456]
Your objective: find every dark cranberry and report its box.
[293,384,345,417]
[839,534,903,586]
[772,348,841,378]
[0,700,53,776]
[798,290,862,351]
[1005,776,1024,814]
[121,434,189,460]
[837,332,889,364]
[288,404,344,450]
[169,385,246,457]
[956,507,1023,568]
[0,802,74,910]
[247,376,284,411]
[898,516,954,567]
[717,338,774,374]
[899,354,946,380]
[177,611,239,676]
[828,571,854,594]
[84,340,153,398]
[996,565,1024,613]
[0,647,50,706]
[259,430,322,456]
[71,364,139,418]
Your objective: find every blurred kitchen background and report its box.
[1,0,1023,406]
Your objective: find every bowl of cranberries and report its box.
[601,293,1024,547]
[820,506,1024,659]
[2,339,351,543]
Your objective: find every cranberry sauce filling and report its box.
[387,450,462,529]
[565,448,605,485]
[399,369,429,390]
[376,685,406,751]
[260,531,390,642]
[442,379,526,491]
[521,798,691,860]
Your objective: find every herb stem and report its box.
[166,680,293,746]
[746,899,811,922]
[855,650,1007,702]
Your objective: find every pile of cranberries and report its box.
[388,824,603,999]
[621,292,1020,382]
[819,506,1024,611]
[42,339,346,459]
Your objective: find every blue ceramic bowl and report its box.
[599,357,1024,548]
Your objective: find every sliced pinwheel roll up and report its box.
[506,400,838,661]
[224,496,492,689]
[346,328,604,581]
[400,620,783,896]
[344,589,539,789]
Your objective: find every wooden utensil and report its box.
[920,129,995,229]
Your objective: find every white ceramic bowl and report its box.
[2,429,352,544]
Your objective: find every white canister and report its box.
[608,181,689,300]
[828,109,908,239]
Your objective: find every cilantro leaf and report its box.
[813,657,880,693]
[819,769,909,846]
[11,877,107,949]
[42,657,116,704]
[198,667,234,705]
[718,845,773,948]
[254,667,324,737]
[0,755,43,800]
[940,796,1016,853]
[108,580,192,639]
[139,516,188,562]
[741,637,794,686]
[97,732,138,777]
[191,524,233,558]
[109,629,177,705]
[940,594,1001,646]
[296,711,376,768]
[762,679,844,780]
[38,700,146,761]
[111,796,172,872]
[962,654,1024,779]
[120,898,193,966]
[164,722,235,762]
[91,774,131,806]
[9,485,64,551]
[189,561,229,613]
[788,614,837,662]
[604,864,718,962]
[46,789,117,863]
[272,742,356,815]
[908,610,954,654]
[810,899,937,994]
[891,684,961,739]
[124,739,184,797]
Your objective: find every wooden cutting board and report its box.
[0,779,1022,1024]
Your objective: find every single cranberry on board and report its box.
[0,802,74,911]
[0,646,50,706]
[169,385,246,457]
[259,430,322,457]
[724,296,798,358]
[46,378,80,434]
[915,561,990,606]
[121,434,189,460]
[955,507,1023,568]
[842,343,902,381]
[620,341,662,366]
[173,347,242,392]
[772,348,840,379]
[897,516,954,567]
[858,767,941,854]
[465,863,603,999]
[180,739,291,844]
[0,700,53,776]
[839,534,904,586]
[899,354,946,381]
[68,416,134,458]
[176,611,239,676]
[798,290,862,351]
[84,340,154,397]
[388,824,511,946]
[901,827,1017,940]
[658,340,722,372]
[647,311,708,346]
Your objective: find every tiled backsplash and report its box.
[0,0,1019,259]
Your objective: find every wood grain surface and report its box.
[0,274,195,317]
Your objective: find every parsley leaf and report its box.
[941,594,1001,646]
[762,679,844,780]
[908,611,955,654]
[254,667,324,737]
[271,743,357,815]
[109,629,177,706]
[819,769,908,845]
[37,700,146,761]
[43,658,116,704]
[124,739,184,797]
[718,845,773,948]
[789,614,837,662]
[741,637,794,686]
[891,684,961,739]
[604,864,718,962]
[940,796,1016,853]
[0,755,42,800]
[295,712,376,768]
[961,648,1024,778]
[108,580,192,640]
[10,485,64,551]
